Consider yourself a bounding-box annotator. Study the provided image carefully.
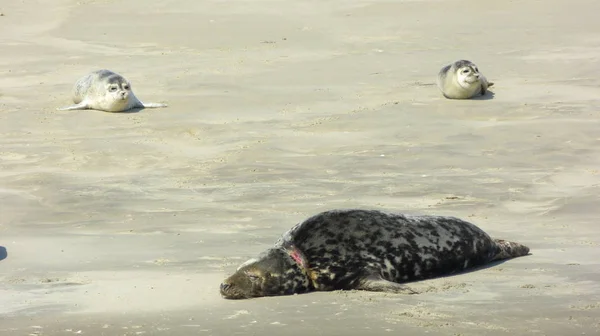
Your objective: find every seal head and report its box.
[455,60,481,87]
[97,72,133,110]
[220,246,313,299]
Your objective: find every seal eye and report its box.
[123,85,130,90]
[462,69,470,74]
[245,272,260,282]
[109,86,118,92]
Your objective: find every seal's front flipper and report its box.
[355,276,419,295]
[140,102,167,109]
[480,77,493,96]
[56,102,88,111]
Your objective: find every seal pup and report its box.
[57,69,167,112]
[437,60,494,99]
[220,209,530,299]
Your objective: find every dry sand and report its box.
[1,0,600,335]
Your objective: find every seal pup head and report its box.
[95,70,136,112]
[452,60,482,89]
[220,246,313,299]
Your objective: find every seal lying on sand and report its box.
[220,209,529,299]
[57,69,167,112]
[437,60,494,99]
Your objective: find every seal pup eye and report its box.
[123,84,130,90]
[462,69,470,74]
[109,86,118,92]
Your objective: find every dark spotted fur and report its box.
[220,209,530,299]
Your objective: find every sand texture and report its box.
[1,0,600,335]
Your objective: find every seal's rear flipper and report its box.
[492,239,530,261]
[355,276,419,295]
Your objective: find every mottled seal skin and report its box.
[57,70,167,112]
[437,60,494,99]
[220,209,530,300]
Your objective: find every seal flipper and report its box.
[481,79,493,96]
[491,239,530,261]
[355,275,419,295]
[139,102,167,109]
[56,102,88,111]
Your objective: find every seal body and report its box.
[220,209,530,299]
[57,70,167,112]
[437,60,494,99]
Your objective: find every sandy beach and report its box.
[1,0,600,335]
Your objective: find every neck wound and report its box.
[282,244,317,289]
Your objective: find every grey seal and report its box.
[57,69,167,112]
[220,209,530,299]
[437,60,494,99]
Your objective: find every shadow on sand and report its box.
[119,107,145,114]
[473,90,495,100]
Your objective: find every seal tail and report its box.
[491,239,530,261]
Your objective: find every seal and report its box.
[220,209,530,299]
[437,60,494,99]
[57,69,167,112]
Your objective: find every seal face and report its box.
[219,248,313,300]
[220,209,530,299]
[437,60,494,99]
[57,69,167,112]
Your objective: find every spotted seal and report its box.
[220,209,530,299]
[437,60,494,99]
[57,69,167,112]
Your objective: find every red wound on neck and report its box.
[287,245,308,269]
[290,250,304,265]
